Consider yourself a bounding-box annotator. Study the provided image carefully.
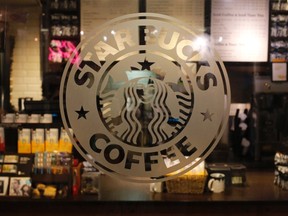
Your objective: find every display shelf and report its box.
[41,1,80,99]
[49,35,79,40]
[0,123,21,129]
[31,172,72,199]
[31,173,71,184]
[1,170,288,216]
[49,9,78,14]
[271,10,288,14]
[271,36,288,40]
[0,123,62,129]
[47,0,80,69]
[0,170,286,202]
[270,6,288,62]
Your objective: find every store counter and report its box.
[0,169,288,216]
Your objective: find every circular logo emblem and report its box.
[60,13,230,182]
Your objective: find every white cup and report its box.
[208,173,225,193]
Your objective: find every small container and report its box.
[81,172,100,194]
[230,164,246,186]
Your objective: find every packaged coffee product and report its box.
[45,128,59,152]
[58,128,73,153]
[18,128,31,154]
[32,129,45,153]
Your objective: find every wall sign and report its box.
[60,13,230,182]
[211,0,269,62]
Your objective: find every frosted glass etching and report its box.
[60,13,231,182]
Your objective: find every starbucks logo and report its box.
[99,55,193,147]
[60,13,230,182]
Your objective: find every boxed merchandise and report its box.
[58,128,73,153]
[33,152,72,175]
[18,128,31,154]
[206,163,246,186]
[45,128,59,152]
[230,164,246,186]
[31,129,45,153]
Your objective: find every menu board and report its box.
[81,0,138,40]
[146,0,205,31]
[211,0,269,62]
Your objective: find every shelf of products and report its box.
[48,0,80,65]
[41,0,80,100]
[0,152,73,199]
[0,154,33,197]
[270,1,288,62]
[47,0,80,67]
[31,152,73,199]
[255,93,288,158]
[0,109,75,199]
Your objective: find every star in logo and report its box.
[75,106,89,119]
[138,58,154,70]
[201,109,214,121]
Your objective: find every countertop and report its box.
[1,169,288,216]
[80,169,288,202]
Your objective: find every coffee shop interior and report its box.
[1,0,288,215]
